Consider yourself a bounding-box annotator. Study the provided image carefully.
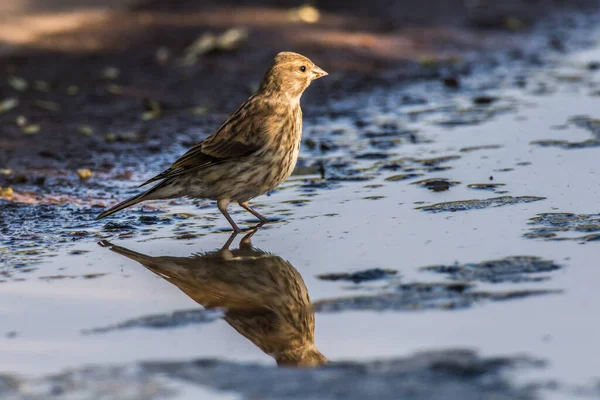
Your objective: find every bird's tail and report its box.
[98,240,184,283]
[95,180,178,220]
[98,240,153,264]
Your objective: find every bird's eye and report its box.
[299,65,306,72]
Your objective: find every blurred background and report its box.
[1,0,599,181]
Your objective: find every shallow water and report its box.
[2,27,600,400]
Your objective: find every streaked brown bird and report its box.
[96,52,328,232]
[100,230,327,367]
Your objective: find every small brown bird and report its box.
[96,52,328,232]
[100,230,327,367]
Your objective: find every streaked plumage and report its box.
[100,231,327,367]
[96,52,327,232]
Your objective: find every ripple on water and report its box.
[412,178,461,192]
[313,283,558,313]
[384,173,424,181]
[422,256,562,283]
[530,115,600,149]
[459,144,503,152]
[524,212,600,242]
[467,183,507,191]
[416,196,545,213]
[318,268,398,284]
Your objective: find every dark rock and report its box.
[422,256,562,284]
[417,196,545,213]
[318,268,397,284]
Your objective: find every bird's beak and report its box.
[312,66,328,80]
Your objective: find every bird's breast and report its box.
[276,111,302,182]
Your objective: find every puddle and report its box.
[83,249,561,331]
[3,12,600,400]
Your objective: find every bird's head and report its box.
[276,344,328,367]
[259,51,328,100]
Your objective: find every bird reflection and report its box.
[100,228,326,367]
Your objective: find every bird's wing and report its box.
[139,96,269,187]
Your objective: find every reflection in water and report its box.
[100,229,327,367]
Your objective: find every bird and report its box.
[99,229,327,367]
[96,52,328,232]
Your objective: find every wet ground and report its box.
[2,2,600,399]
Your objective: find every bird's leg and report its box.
[217,199,241,233]
[221,231,238,251]
[219,231,238,261]
[238,201,269,223]
[240,227,260,249]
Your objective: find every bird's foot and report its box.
[221,231,238,251]
[240,226,262,248]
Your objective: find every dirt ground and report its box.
[1,0,599,188]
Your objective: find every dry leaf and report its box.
[180,28,248,65]
[8,76,28,92]
[67,85,79,96]
[504,16,525,31]
[78,126,94,136]
[142,98,162,120]
[77,169,93,180]
[0,187,14,197]
[107,84,123,95]
[101,66,120,80]
[155,47,170,64]
[33,100,61,112]
[0,98,18,114]
[35,81,50,92]
[217,27,248,50]
[289,5,321,23]
[22,124,40,135]
[189,106,208,116]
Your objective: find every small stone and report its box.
[443,77,460,89]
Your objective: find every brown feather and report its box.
[139,96,271,187]
[101,51,327,230]
[102,237,327,367]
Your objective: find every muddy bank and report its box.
[524,212,600,242]
[0,350,550,400]
[1,0,600,181]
